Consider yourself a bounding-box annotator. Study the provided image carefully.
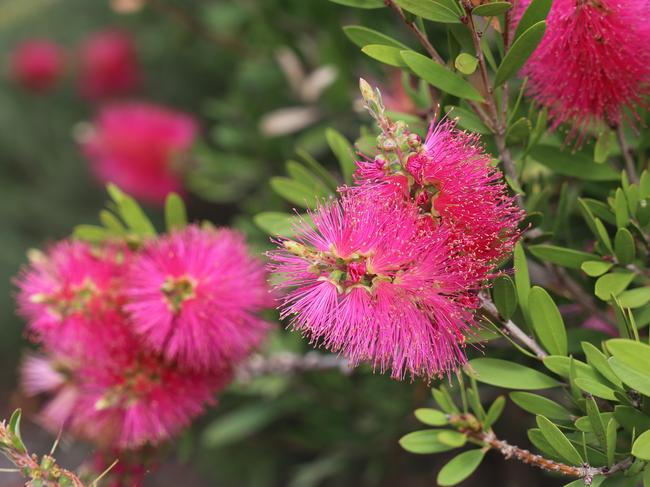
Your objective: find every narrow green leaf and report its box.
[296,148,339,191]
[472,1,511,16]
[614,406,650,434]
[270,177,323,208]
[394,0,461,23]
[432,387,458,414]
[494,21,546,87]
[594,129,614,164]
[454,53,478,75]
[164,193,187,232]
[594,218,613,254]
[607,339,650,395]
[581,260,613,277]
[401,50,485,101]
[606,418,617,466]
[73,225,111,242]
[514,0,552,40]
[510,392,572,420]
[8,409,26,454]
[618,287,650,309]
[528,245,598,269]
[574,378,617,401]
[329,0,385,8]
[575,413,614,433]
[585,396,607,449]
[99,210,126,235]
[543,356,599,380]
[445,105,490,133]
[632,430,650,460]
[492,275,518,320]
[536,415,583,465]
[505,117,531,143]
[414,408,448,426]
[438,430,467,447]
[614,188,629,228]
[581,342,623,388]
[286,160,332,196]
[614,228,635,265]
[437,450,485,486]
[343,25,409,49]
[468,358,560,390]
[528,428,562,460]
[325,128,356,185]
[484,396,506,429]
[529,286,567,356]
[514,242,531,324]
[254,212,304,237]
[594,272,634,301]
[399,430,465,454]
[530,146,620,181]
[362,44,407,67]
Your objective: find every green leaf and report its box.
[529,286,567,356]
[632,430,650,460]
[494,21,546,87]
[8,409,26,454]
[394,0,462,23]
[607,339,650,395]
[454,53,478,75]
[115,198,156,237]
[472,1,511,16]
[414,408,448,426]
[438,430,467,447]
[505,117,531,144]
[581,342,623,388]
[581,260,613,277]
[594,129,614,163]
[254,212,304,237]
[362,44,407,67]
[618,287,650,309]
[594,218,613,254]
[614,406,650,434]
[401,50,485,101]
[484,396,506,429]
[614,228,635,265]
[270,177,323,208]
[614,188,629,228]
[530,146,620,181]
[99,210,126,235]
[325,128,356,185]
[445,106,490,133]
[575,413,614,433]
[514,0,552,40]
[528,428,562,460]
[164,193,187,232]
[514,242,531,324]
[296,148,339,191]
[399,430,465,454]
[329,0,384,8]
[594,272,634,301]
[73,225,112,242]
[437,449,485,486]
[536,415,583,465]
[286,160,333,196]
[585,396,607,449]
[510,392,572,420]
[468,358,560,390]
[574,378,617,401]
[528,245,598,269]
[543,356,599,380]
[492,275,518,320]
[606,418,617,466]
[343,25,409,49]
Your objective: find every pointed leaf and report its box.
[437,449,485,486]
[343,25,409,49]
[326,128,356,185]
[394,0,462,23]
[362,44,407,67]
[536,415,583,465]
[510,392,572,420]
[484,396,506,429]
[270,177,323,208]
[528,245,598,269]
[581,342,623,388]
[494,21,546,87]
[472,2,511,16]
[514,0,552,40]
[514,242,531,324]
[529,286,567,356]
[530,146,620,181]
[468,358,560,390]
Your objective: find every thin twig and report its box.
[615,124,639,184]
[480,295,548,359]
[236,352,352,383]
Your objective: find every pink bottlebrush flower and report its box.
[124,225,271,372]
[15,241,130,358]
[517,0,650,134]
[9,40,65,92]
[78,30,140,99]
[269,194,480,380]
[73,348,229,449]
[79,102,198,205]
[356,119,522,280]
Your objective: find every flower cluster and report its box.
[517,0,650,136]
[16,225,270,450]
[270,82,522,381]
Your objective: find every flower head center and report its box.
[161,275,196,313]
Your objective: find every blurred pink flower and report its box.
[78,30,140,99]
[124,225,271,372]
[270,194,480,380]
[80,102,198,205]
[517,0,650,135]
[9,40,65,92]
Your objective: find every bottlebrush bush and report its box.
[2,0,650,486]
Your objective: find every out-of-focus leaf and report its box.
[445,106,490,133]
[73,225,112,242]
[329,0,385,8]
[528,245,597,269]
[614,228,635,265]
[574,378,617,401]
[107,184,156,236]
[362,44,407,67]
[581,260,613,277]
[618,287,650,309]
[529,286,567,356]
[437,449,485,486]
[270,177,324,208]
[414,408,448,426]
[514,242,531,324]
[632,430,650,460]
[581,342,623,388]
[492,275,518,320]
[286,161,333,197]
[594,129,614,163]
[614,188,629,228]
[8,409,26,454]
[510,392,572,420]
[514,0,552,39]
[401,51,485,101]
[399,430,465,454]
[614,406,650,434]
[468,358,560,389]
[164,193,187,232]
[325,128,356,185]
[607,339,650,395]
[343,25,409,49]
[454,53,478,75]
[536,415,583,465]
[594,272,634,301]
[472,2,511,16]
[394,0,462,23]
[254,212,305,237]
[606,418,617,466]
[494,21,546,87]
[530,146,620,181]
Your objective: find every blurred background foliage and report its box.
[0,1,565,486]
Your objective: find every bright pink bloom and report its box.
[518,0,650,133]
[124,225,270,372]
[270,194,480,380]
[80,102,197,205]
[9,40,65,92]
[356,120,522,279]
[15,241,130,358]
[78,30,140,99]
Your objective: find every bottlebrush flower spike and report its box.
[269,194,480,380]
[9,40,65,92]
[78,30,140,99]
[79,102,197,205]
[517,0,650,135]
[15,241,130,358]
[124,225,271,372]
